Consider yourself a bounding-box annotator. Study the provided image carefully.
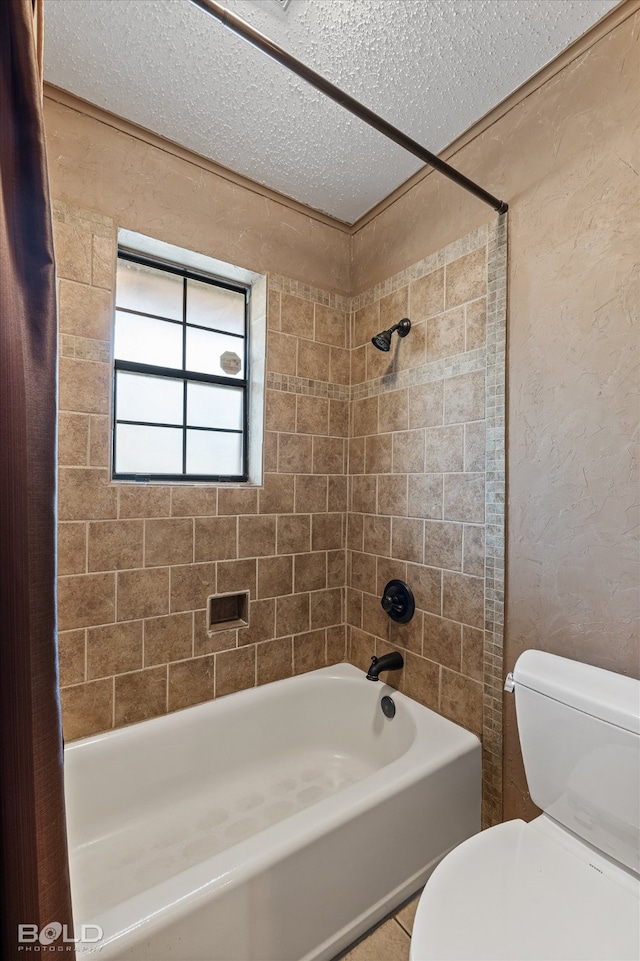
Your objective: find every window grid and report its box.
[112,251,249,483]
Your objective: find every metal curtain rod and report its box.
[188,0,508,215]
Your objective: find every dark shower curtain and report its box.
[0,0,74,956]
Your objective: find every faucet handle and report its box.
[380,579,415,624]
[381,593,399,613]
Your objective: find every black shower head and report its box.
[371,317,411,352]
[371,328,393,351]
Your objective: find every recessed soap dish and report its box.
[207,591,249,634]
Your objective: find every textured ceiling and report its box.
[43,0,618,223]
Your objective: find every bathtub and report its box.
[64,663,481,961]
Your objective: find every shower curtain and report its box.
[0,0,74,956]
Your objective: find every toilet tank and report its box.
[513,650,640,874]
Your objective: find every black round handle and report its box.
[381,593,399,613]
[380,579,415,624]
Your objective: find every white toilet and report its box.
[410,650,640,961]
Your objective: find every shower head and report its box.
[371,318,411,352]
[371,328,393,351]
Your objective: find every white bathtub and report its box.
[64,663,481,961]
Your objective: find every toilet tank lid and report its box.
[513,651,640,735]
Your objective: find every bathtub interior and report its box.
[65,667,419,915]
[66,667,417,828]
[64,664,482,960]
[69,738,404,920]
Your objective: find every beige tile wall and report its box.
[54,200,506,826]
[55,200,348,741]
[346,221,506,827]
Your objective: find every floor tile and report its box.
[396,889,422,935]
[340,918,410,961]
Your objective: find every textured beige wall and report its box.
[44,95,351,295]
[504,14,640,818]
[353,12,640,819]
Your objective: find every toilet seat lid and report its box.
[410,817,640,961]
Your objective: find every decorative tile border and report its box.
[60,334,110,362]
[267,371,350,401]
[351,347,487,401]
[52,199,113,234]
[268,274,349,312]
[482,213,507,826]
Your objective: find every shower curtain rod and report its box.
[188,0,508,216]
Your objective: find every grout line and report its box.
[392,915,413,940]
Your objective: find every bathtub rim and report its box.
[65,662,423,753]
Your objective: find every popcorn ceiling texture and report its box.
[42,0,617,222]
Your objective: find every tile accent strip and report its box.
[351,348,487,401]
[268,273,349,311]
[267,372,350,401]
[481,213,507,825]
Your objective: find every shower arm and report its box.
[188,0,508,216]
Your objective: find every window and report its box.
[112,251,250,482]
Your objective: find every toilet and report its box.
[410,650,640,961]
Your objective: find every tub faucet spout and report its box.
[365,651,404,681]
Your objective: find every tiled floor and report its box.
[333,889,421,961]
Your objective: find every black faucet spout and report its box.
[365,651,404,681]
